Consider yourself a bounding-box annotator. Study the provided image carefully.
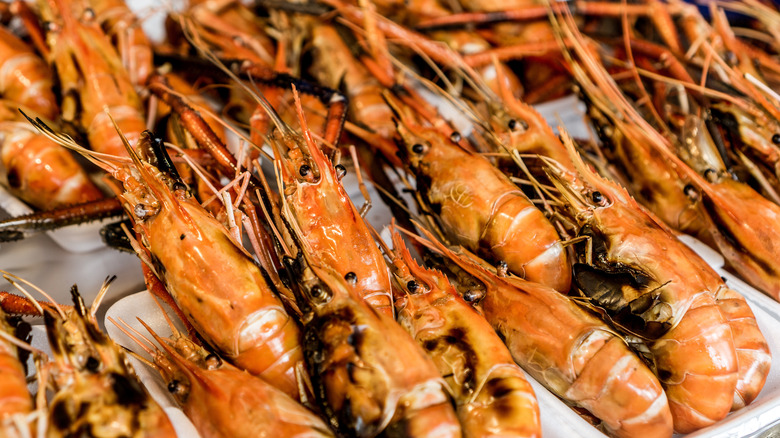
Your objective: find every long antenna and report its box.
[0,271,64,319]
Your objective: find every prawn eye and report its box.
[508,119,528,130]
[450,131,462,142]
[772,134,780,145]
[335,164,347,180]
[344,272,358,284]
[310,285,331,303]
[704,168,717,182]
[496,261,509,277]
[684,184,698,201]
[407,280,420,293]
[168,380,186,396]
[299,165,311,177]
[85,356,100,373]
[411,143,425,154]
[591,191,604,205]
[204,353,222,370]
[463,289,485,303]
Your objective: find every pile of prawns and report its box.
[0,0,778,437]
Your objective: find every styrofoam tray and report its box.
[0,185,120,253]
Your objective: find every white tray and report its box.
[0,185,118,253]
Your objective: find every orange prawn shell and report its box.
[0,26,58,120]
[179,366,333,438]
[86,0,154,85]
[699,178,780,300]
[0,316,31,419]
[1,124,103,210]
[310,25,396,140]
[44,0,146,156]
[302,264,461,437]
[419,231,672,438]
[140,197,302,393]
[546,158,743,432]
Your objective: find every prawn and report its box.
[0,308,32,424]
[83,0,153,86]
[410,228,673,438]
[542,132,761,430]
[388,227,541,438]
[549,2,780,301]
[387,91,571,292]
[246,68,393,315]
[37,0,146,157]
[24,119,306,401]
[280,242,461,437]
[110,312,334,438]
[308,23,398,162]
[0,276,177,437]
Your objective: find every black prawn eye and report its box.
[591,191,604,205]
[335,164,347,179]
[299,165,311,177]
[450,131,462,142]
[85,356,100,372]
[406,280,420,293]
[344,272,358,284]
[684,184,698,201]
[168,380,183,394]
[704,168,717,182]
[204,353,222,369]
[508,119,528,130]
[411,143,425,154]
[496,261,509,277]
[462,289,484,303]
[772,134,780,145]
